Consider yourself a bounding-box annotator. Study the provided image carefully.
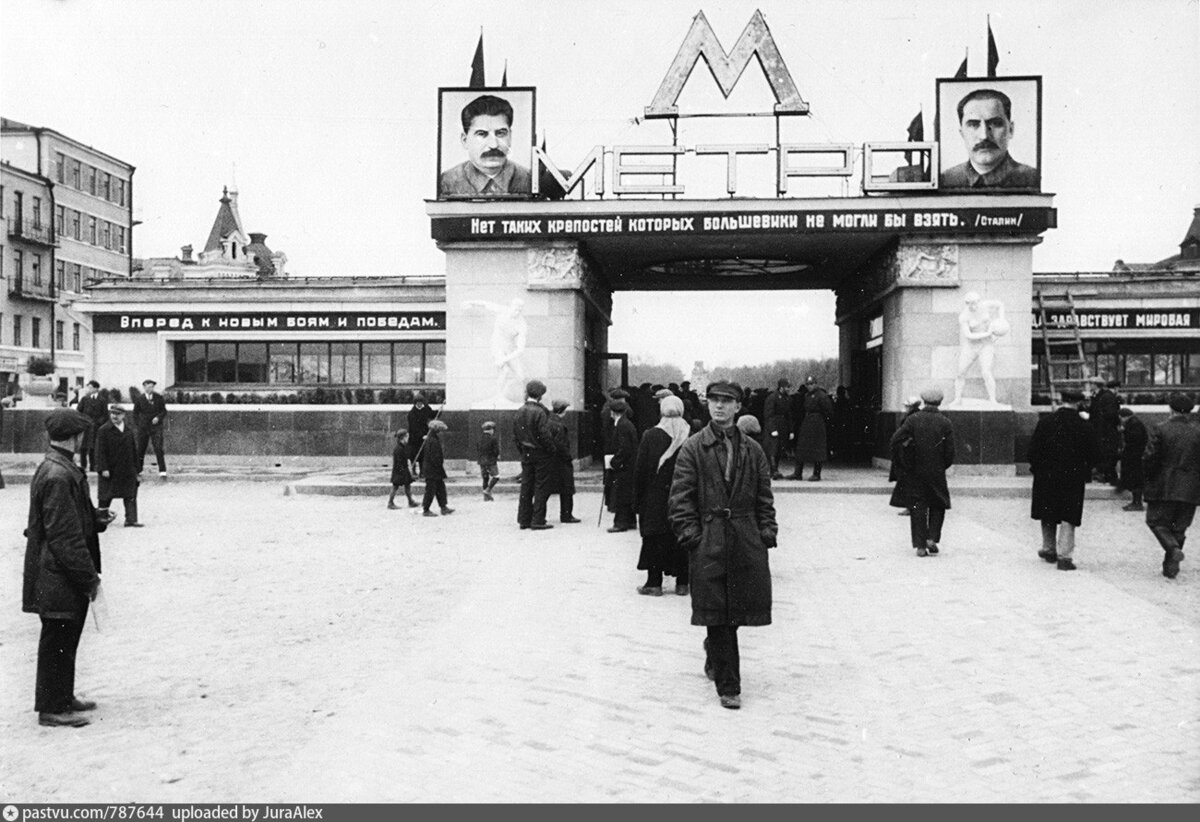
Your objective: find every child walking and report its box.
[478,420,501,501]
[388,430,419,509]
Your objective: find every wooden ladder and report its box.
[1036,288,1092,401]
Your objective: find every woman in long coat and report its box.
[794,379,834,481]
[634,396,692,596]
[889,390,955,557]
[606,399,639,532]
[419,420,453,516]
[1117,407,1148,511]
[1028,391,1098,570]
[888,397,923,515]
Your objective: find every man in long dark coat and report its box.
[23,409,113,727]
[419,420,453,516]
[95,404,143,527]
[1088,377,1121,485]
[407,393,437,479]
[513,379,556,530]
[606,398,639,532]
[1143,393,1200,580]
[1118,407,1149,511]
[889,388,955,557]
[75,380,107,472]
[669,381,777,710]
[1028,390,1099,571]
[761,378,791,480]
[547,400,580,524]
[793,377,834,481]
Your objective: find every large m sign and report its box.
[645,9,809,118]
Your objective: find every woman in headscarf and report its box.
[633,395,693,596]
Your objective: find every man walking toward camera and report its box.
[133,378,168,476]
[23,409,114,727]
[669,381,778,710]
[96,404,143,528]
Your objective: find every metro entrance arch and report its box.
[429,194,1055,470]
[428,8,1055,471]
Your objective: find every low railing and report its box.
[6,218,56,246]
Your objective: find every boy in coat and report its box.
[477,421,501,501]
[669,381,778,710]
[1143,393,1200,579]
[95,404,143,527]
[546,401,580,523]
[1118,407,1149,511]
[1028,389,1099,571]
[23,409,114,727]
[889,388,955,557]
[387,430,418,509]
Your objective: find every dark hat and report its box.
[608,398,629,413]
[551,399,570,414]
[525,379,547,399]
[706,381,743,401]
[44,409,91,439]
[777,377,791,389]
[1168,392,1195,414]
[481,420,496,430]
[1060,389,1086,403]
[920,388,944,405]
[1106,379,1121,389]
[142,378,157,386]
[87,379,100,388]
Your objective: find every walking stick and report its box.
[597,466,610,527]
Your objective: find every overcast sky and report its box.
[3,0,1196,369]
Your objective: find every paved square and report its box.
[2,481,1197,802]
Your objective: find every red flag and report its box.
[501,60,508,88]
[469,33,485,88]
[955,53,968,79]
[987,21,1000,77]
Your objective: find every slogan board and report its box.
[94,312,447,333]
[1032,308,1199,331]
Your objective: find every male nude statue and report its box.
[464,298,527,404]
[952,292,1007,406]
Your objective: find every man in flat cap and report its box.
[1088,376,1121,486]
[762,378,792,480]
[889,388,956,557]
[133,378,169,477]
[1143,393,1200,579]
[513,379,556,530]
[23,409,115,727]
[1028,389,1099,571]
[668,381,778,710]
[96,404,143,527]
[547,400,581,524]
[75,380,108,473]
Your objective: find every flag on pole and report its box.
[469,33,485,88]
[955,51,968,79]
[936,51,968,138]
[987,20,1000,77]
[501,60,508,88]
[905,111,923,164]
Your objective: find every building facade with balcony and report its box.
[0,116,135,399]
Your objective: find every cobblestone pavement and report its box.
[1,480,1196,803]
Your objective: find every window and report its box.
[87,216,97,245]
[31,196,41,228]
[299,343,329,383]
[237,343,268,383]
[72,323,80,351]
[117,226,126,253]
[179,343,207,383]
[1154,353,1183,386]
[101,221,111,250]
[70,159,81,189]
[71,210,81,240]
[55,321,65,351]
[56,205,65,235]
[56,260,66,290]
[13,250,23,286]
[1124,353,1151,387]
[363,342,391,383]
[207,343,236,382]
[13,315,22,347]
[86,165,97,195]
[330,343,361,383]
[55,153,65,184]
[31,255,41,286]
[114,179,125,206]
[31,317,41,348]
[101,172,111,201]
[72,264,82,291]
[424,342,446,383]
[392,342,422,383]
[269,343,298,384]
